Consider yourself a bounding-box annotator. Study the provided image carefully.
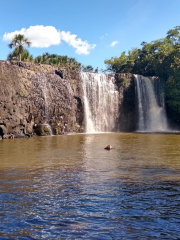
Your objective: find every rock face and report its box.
[115,73,137,131]
[0,61,83,138]
[0,61,136,139]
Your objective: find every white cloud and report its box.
[3,26,61,48]
[110,41,119,47]
[100,33,108,39]
[60,31,96,55]
[3,25,96,55]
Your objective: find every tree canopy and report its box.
[82,65,94,72]
[8,34,31,61]
[7,48,33,62]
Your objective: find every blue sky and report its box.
[1,0,180,71]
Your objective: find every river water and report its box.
[0,133,180,239]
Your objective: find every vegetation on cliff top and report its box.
[8,34,31,62]
[34,53,82,70]
[7,40,93,72]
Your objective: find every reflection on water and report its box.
[0,133,180,239]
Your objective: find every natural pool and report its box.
[0,133,180,239]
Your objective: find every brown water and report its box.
[0,133,180,239]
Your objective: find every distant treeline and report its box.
[7,50,94,72]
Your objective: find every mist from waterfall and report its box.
[80,72,119,133]
[135,75,168,132]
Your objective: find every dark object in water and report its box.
[104,145,113,150]
[0,127,4,139]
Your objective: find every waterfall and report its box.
[135,74,168,132]
[38,73,53,135]
[80,72,119,133]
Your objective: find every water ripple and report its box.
[0,133,180,239]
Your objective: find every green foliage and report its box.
[8,34,31,61]
[34,53,82,71]
[120,77,130,88]
[82,65,94,72]
[166,26,180,44]
[164,44,180,121]
[105,38,174,77]
[7,48,33,62]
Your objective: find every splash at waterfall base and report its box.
[0,61,172,139]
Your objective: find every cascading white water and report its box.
[38,73,53,135]
[135,74,168,132]
[80,72,119,133]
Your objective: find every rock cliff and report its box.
[0,61,136,139]
[0,61,84,139]
[115,73,137,131]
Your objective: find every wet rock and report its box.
[74,123,81,133]
[33,124,50,136]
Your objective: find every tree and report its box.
[165,44,180,122]
[166,26,180,45]
[7,48,33,62]
[82,65,94,72]
[8,34,31,61]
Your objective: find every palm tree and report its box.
[7,48,33,62]
[8,34,31,61]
